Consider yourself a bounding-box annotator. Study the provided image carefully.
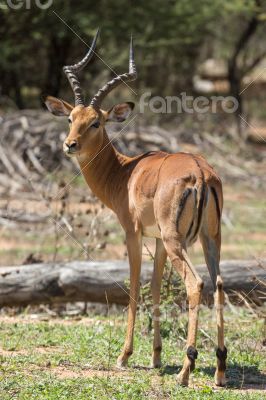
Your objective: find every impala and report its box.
[45,31,227,386]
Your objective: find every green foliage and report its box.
[0,0,265,108]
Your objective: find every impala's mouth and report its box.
[63,144,79,157]
[64,151,77,158]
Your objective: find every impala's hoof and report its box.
[215,371,226,387]
[176,371,189,387]
[116,356,128,369]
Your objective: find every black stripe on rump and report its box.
[186,188,197,240]
[176,188,192,231]
[186,218,194,240]
[191,182,206,241]
[211,186,221,221]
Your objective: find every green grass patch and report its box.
[0,308,265,399]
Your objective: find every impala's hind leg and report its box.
[161,232,203,386]
[200,189,226,386]
[151,238,167,368]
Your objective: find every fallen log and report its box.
[0,259,265,307]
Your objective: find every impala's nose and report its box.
[64,140,78,154]
[66,140,77,150]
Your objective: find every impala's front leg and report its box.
[117,231,142,368]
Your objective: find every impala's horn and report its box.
[90,35,137,109]
[63,28,99,106]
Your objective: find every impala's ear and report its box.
[106,102,135,122]
[44,96,73,116]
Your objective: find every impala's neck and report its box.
[77,129,129,209]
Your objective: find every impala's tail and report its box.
[190,178,206,242]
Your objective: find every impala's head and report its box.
[44,29,136,157]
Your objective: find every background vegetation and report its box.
[0,0,266,119]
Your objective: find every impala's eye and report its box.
[91,121,100,128]
[68,118,72,124]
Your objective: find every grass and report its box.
[0,307,265,399]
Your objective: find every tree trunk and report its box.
[11,71,24,109]
[0,70,23,109]
[227,11,260,137]
[0,259,264,308]
[41,35,71,102]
